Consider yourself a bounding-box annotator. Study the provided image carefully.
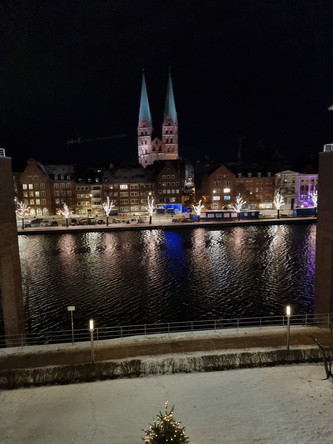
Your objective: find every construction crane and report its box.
[66,133,126,145]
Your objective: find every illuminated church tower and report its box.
[138,70,178,167]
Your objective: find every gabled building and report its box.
[18,158,54,216]
[102,167,154,215]
[138,70,178,167]
[196,164,236,210]
[152,159,185,212]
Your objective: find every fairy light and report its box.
[57,203,72,227]
[233,193,246,213]
[142,400,189,443]
[101,196,115,226]
[15,200,30,229]
[192,199,204,217]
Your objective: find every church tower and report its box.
[138,70,179,167]
[138,71,153,167]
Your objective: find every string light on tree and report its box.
[145,193,155,225]
[57,203,72,227]
[142,400,190,443]
[101,196,115,226]
[310,190,318,207]
[233,193,246,220]
[273,191,284,219]
[192,199,204,221]
[15,200,30,230]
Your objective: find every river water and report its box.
[1,223,316,334]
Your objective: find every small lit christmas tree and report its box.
[142,401,190,443]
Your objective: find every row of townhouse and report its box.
[14,158,185,217]
[13,158,318,218]
[195,164,318,211]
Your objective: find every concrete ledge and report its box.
[0,346,325,389]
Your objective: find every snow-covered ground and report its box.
[1,363,332,443]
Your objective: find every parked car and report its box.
[30,218,44,227]
[70,219,78,225]
[50,221,58,226]
[79,218,88,225]
[87,217,96,225]
[96,219,105,224]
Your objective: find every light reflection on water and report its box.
[3,223,316,333]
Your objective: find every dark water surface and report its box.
[2,223,317,334]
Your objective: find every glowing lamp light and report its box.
[286,305,291,317]
[89,319,95,332]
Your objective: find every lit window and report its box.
[224,188,231,193]
[120,184,128,190]
[224,196,231,200]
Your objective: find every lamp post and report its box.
[67,306,75,344]
[89,319,95,363]
[286,305,291,351]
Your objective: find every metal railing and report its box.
[0,312,331,348]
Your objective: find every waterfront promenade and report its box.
[17,214,316,235]
[1,325,330,370]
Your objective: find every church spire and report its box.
[164,69,177,124]
[138,70,152,125]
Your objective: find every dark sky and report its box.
[1,0,333,170]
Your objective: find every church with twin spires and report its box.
[138,70,179,167]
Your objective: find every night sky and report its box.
[1,0,333,171]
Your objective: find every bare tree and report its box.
[15,201,31,229]
[57,203,72,227]
[313,323,333,380]
[102,196,115,226]
[273,191,284,219]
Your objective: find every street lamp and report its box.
[286,305,291,351]
[89,319,95,363]
[67,306,75,344]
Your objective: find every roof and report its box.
[163,70,177,124]
[138,71,152,125]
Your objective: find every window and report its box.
[27,176,33,182]
[224,196,231,200]
[120,184,128,190]
[66,183,71,189]
[60,183,65,189]
[35,191,40,197]
[54,183,59,189]
[28,184,33,190]
[23,184,27,190]
[41,199,46,205]
[224,188,231,193]
[35,199,40,205]
[34,183,39,189]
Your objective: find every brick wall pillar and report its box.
[315,150,333,316]
[0,155,25,345]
